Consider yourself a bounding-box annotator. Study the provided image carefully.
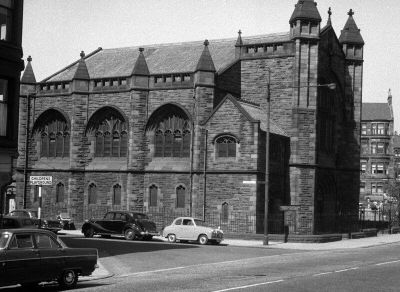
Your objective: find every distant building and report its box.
[16,0,364,235]
[393,133,400,181]
[0,0,24,214]
[360,90,396,207]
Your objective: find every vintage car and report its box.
[81,210,159,240]
[8,209,62,233]
[56,212,76,230]
[0,228,98,289]
[162,217,224,245]
[0,215,37,229]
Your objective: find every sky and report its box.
[22,0,400,132]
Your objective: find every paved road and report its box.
[63,236,400,292]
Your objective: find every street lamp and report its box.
[263,80,336,245]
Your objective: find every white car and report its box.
[162,217,224,245]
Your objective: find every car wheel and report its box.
[124,228,135,240]
[198,234,208,245]
[58,269,78,289]
[83,227,94,238]
[167,234,176,243]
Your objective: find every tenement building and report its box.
[360,90,397,207]
[16,0,364,235]
[0,0,24,214]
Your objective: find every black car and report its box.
[81,211,158,240]
[56,213,76,230]
[0,228,98,288]
[0,216,37,229]
[8,209,62,233]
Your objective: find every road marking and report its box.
[115,252,308,278]
[313,271,333,276]
[376,259,400,266]
[334,267,359,273]
[212,279,284,292]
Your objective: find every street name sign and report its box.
[30,176,52,185]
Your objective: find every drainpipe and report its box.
[23,93,31,209]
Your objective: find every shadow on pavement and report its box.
[60,236,199,258]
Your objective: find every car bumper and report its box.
[140,231,160,236]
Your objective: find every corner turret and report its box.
[289,0,321,40]
[130,47,150,90]
[339,9,364,60]
[20,56,36,95]
[72,51,90,92]
[194,40,215,87]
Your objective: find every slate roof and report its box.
[289,0,321,23]
[238,101,289,137]
[339,10,364,45]
[21,56,36,84]
[44,32,290,82]
[362,103,392,121]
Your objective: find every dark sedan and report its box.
[0,215,37,229]
[0,228,98,289]
[8,209,62,233]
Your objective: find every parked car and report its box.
[82,210,159,240]
[0,228,98,288]
[0,216,37,229]
[162,217,224,245]
[7,209,62,233]
[56,212,76,230]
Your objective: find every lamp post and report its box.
[263,80,336,245]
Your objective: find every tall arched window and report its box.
[222,202,229,222]
[88,183,97,204]
[149,185,158,207]
[56,182,64,203]
[113,184,121,205]
[34,110,70,158]
[146,104,191,158]
[216,135,237,158]
[176,185,186,208]
[87,107,128,158]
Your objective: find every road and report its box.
[2,235,400,291]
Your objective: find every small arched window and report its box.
[88,183,97,204]
[176,185,186,208]
[113,184,121,205]
[216,136,237,158]
[149,185,158,207]
[222,202,229,222]
[56,182,64,203]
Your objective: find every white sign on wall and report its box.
[29,176,52,185]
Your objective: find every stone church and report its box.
[16,0,364,235]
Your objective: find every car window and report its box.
[0,233,10,249]
[174,219,182,225]
[132,213,148,220]
[12,234,34,249]
[182,219,193,225]
[10,211,21,217]
[105,213,114,220]
[35,234,61,249]
[22,219,35,226]
[194,219,207,226]
[1,218,18,228]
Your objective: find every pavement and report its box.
[59,230,400,282]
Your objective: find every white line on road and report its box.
[212,279,284,292]
[376,259,400,266]
[334,267,359,273]
[313,271,333,276]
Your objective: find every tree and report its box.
[385,179,400,227]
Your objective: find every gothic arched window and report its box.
[87,107,128,158]
[216,135,237,158]
[176,185,186,208]
[146,104,191,158]
[222,202,229,222]
[113,184,121,205]
[88,183,97,204]
[149,185,158,207]
[56,182,64,203]
[33,109,70,158]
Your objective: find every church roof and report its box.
[362,103,392,121]
[43,32,290,82]
[289,0,321,23]
[339,9,364,45]
[238,101,289,137]
[21,56,36,84]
